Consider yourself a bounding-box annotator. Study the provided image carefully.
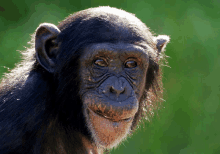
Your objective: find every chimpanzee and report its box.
[0,6,170,154]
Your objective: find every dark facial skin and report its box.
[79,42,149,148]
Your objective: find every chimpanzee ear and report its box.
[154,35,170,55]
[35,23,61,73]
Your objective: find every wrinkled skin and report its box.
[0,6,170,154]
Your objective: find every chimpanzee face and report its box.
[79,42,149,148]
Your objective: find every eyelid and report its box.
[125,61,137,68]
[93,57,108,67]
[124,57,138,64]
[94,56,107,61]
[124,57,138,68]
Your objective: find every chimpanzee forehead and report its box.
[84,42,146,54]
[81,42,149,63]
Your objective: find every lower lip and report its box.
[87,108,133,128]
[91,110,133,123]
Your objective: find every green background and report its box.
[0,0,220,154]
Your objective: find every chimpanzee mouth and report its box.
[88,108,133,122]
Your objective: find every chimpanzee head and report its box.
[35,6,170,150]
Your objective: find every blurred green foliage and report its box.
[0,0,220,153]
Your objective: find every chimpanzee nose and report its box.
[110,85,125,96]
[99,76,132,101]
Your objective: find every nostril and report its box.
[110,86,125,95]
[121,88,125,94]
[110,86,115,93]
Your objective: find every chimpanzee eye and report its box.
[125,60,137,68]
[94,59,107,67]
